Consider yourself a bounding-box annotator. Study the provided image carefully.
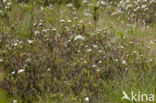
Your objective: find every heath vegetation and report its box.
[0,0,156,103]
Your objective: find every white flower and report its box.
[141,5,147,9]
[77,50,80,53]
[11,71,15,75]
[96,69,100,72]
[85,45,88,48]
[87,48,92,52]
[68,40,71,42]
[34,31,39,35]
[85,97,89,102]
[14,43,18,46]
[19,41,23,44]
[18,69,24,74]
[122,60,127,65]
[42,29,47,33]
[133,51,136,54]
[98,50,102,53]
[150,40,154,45]
[82,0,87,4]
[130,41,133,44]
[68,20,72,23]
[74,17,78,20]
[120,46,124,49]
[147,47,150,49]
[98,61,102,64]
[85,13,90,16]
[13,99,17,103]
[125,68,128,71]
[83,60,87,64]
[60,20,65,23]
[33,23,36,26]
[47,68,51,71]
[92,64,96,68]
[74,35,85,40]
[66,3,73,7]
[115,59,118,62]
[25,58,31,62]
[93,45,98,49]
[7,2,12,6]
[38,22,42,26]
[3,0,7,3]
[0,59,3,62]
[80,20,84,23]
[40,7,44,10]
[101,1,106,5]
[52,28,57,32]
[27,40,33,44]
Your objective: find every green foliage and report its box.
[91,0,100,27]
[0,0,156,103]
[0,89,8,103]
[72,0,82,10]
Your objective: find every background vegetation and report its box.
[0,0,156,103]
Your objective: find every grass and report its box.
[0,1,156,103]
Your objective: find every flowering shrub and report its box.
[0,19,154,102]
[0,0,156,103]
[111,0,156,25]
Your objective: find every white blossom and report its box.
[38,23,42,26]
[11,71,15,75]
[98,60,102,64]
[85,97,89,102]
[66,3,73,7]
[87,48,92,52]
[97,69,100,72]
[47,68,51,71]
[18,69,25,74]
[3,0,7,3]
[27,40,33,44]
[92,64,96,68]
[115,59,118,62]
[42,29,48,33]
[14,43,18,46]
[74,35,85,40]
[34,31,39,35]
[60,20,65,23]
[52,28,57,32]
[120,46,124,49]
[122,60,127,65]
[68,20,72,23]
[150,40,154,45]
[133,51,136,54]
[0,59,3,62]
[13,99,17,103]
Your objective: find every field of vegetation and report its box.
[0,0,156,103]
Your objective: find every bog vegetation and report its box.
[0,0,156,103]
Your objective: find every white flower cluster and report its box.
[0,0,12,13]
[74,35,85,40]
[112,0,156,25]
